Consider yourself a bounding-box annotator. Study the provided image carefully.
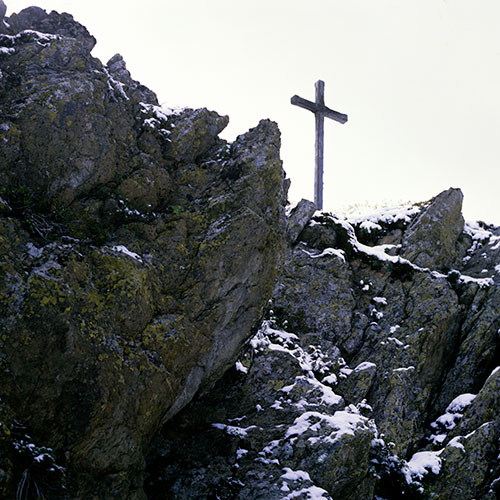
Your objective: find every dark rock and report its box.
[166,107,229,163]
[0,10,288,500]
[2,3,499,499]
[0,29,135,206]
[7,6,96,51]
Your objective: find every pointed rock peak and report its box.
[7,6,96,51]
[401,187,464,270]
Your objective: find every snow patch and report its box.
[405,450,442,482]
[110,245,143,263]
[212,423,257,437]
[26,242,43,258]
[235,361,248,374]
[286,409,367,442]
[446,393,476,413]
[354,362,376,372]
[281,468,311,481]
[302,247,345,262]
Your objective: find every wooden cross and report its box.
[291,80,348,210]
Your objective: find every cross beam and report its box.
[291,80,348,210]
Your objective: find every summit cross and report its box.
[291,80,348,210]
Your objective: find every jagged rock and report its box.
[7,6,96,50]
[434,284,500,413]
[107,53,158,105]
[1,4,500,500]
[427,420,498,499]
[450,366,500,438]
[0,1,6,22]
[147,189,500,500]
[272,243,356,352]
[287,198,317,243]
[337,361,377,405]
[0,10,287,500]
[166,107,229,163]
[401,187,465,269]
[146,323,376,500]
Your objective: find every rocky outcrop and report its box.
[0,6,287,499]
[400,187,465,269]
[147,189,500,500]
[1,4,499,500]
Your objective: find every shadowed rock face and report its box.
[146,188,500,500]
[0,6,287,499]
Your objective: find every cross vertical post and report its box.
[291,80,348,210]
[315,80,325,210]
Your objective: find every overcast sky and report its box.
[6,0,500,223]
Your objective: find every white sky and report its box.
[6,0,500,223]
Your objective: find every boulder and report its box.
[107,53,158,105]
[0,11,288,500]
[401,187,465,269]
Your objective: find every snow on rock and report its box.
[446,393,476,413]
[286,409,369,443]
[405,450,442,482]
[110,244,143,263]
[235,360,248,374]
[211,423,258,438]
[464,221,497,242]
[345,203,423,227]
[302,247,346,262]
[354,362,377,373]
[429,393,476,445]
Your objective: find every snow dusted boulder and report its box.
[0,8,287,500]
[401,187,465,270]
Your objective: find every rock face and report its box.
[146,189,500,500]
[0,6,287,500]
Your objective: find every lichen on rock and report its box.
[146,189,500,500]
[0,5,288,499]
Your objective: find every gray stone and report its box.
[287,198,317,243]
[401,187,464,269]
